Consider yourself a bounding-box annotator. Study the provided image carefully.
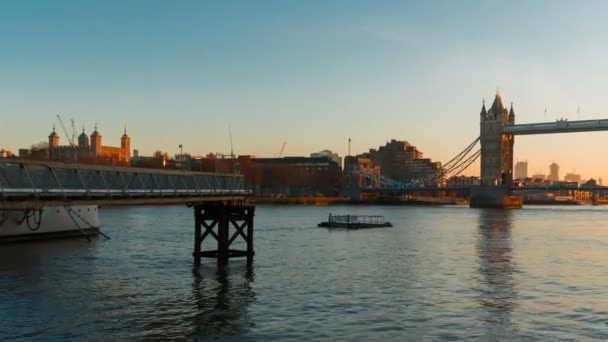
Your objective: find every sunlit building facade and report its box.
[0,149,15,158]
[564,172,582,183]
[548,162,559,181]
[364,139,442,185]
[514,161,528,180]
[20,125,131,166]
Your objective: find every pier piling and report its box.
[193,202,255,266]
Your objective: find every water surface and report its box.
[2,205,608,340]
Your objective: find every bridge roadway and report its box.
[502,118,608,135]
[0,159,250,209]
[361,186,470,193]
[362,185,608,194]
[510,185,608,193]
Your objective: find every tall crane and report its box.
[276,141,286,158]
[56,114,76,146]
[228,125,239,174]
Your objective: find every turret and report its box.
[480,100,487,122]
[508,102,515,124]
[48,125,59,149]
[120,125,131,162]
[78,126,89,148]
[90,123,102,153]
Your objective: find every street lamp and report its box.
[179,144,183,170]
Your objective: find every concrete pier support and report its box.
[193,202,255,266]
[470,186,522,208]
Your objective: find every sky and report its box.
[2,0,608,180]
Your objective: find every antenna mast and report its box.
[348,137,351,156]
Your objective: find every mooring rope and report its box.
[25,208,42,231]
[64,205,110,240]
[63,205,91,242]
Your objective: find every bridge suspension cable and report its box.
[442,137,480,171]
[447,149,480,178]
[359,136,481,190]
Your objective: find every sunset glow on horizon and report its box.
[3,1,608,181]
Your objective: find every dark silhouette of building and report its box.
[191,155,342,197]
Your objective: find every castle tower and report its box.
[90,123,102,157]
[48,125,60,151]
[479,90,515,185]
[120,125,131,163]
[78,126,90,148]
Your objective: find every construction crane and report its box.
[56,114,76,146]
[276,141,287,158]
[228,125,239,174]
[228,125,235,159]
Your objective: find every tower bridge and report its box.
[361,90,608,207]
[474,90,608,207]
[480,90,608,186]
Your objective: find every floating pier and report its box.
[193,201,255,266]
[318,214,393,229]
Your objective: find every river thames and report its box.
[1,204,608,340]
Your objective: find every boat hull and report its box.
[0,205,100,242]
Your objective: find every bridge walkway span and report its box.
[502,118,608,135]
[0,159,250,209]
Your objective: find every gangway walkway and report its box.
[0,159,250,208]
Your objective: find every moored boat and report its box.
[0,205,100,242]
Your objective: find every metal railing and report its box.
[329,215,387,225]
[0,159,251,201]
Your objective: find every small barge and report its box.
[318,214,393,229]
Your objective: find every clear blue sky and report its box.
[2,0,608,180]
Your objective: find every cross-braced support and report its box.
[193,202,255,266]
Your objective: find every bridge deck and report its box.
[502,119,608,135]
[361,186,470,193]
[0,159,250,207]
[362,185,608,194]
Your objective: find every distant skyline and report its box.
[3,1,608,180]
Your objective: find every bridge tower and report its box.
[479,90,515,186]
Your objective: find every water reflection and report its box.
[476,209,518,336]
[0,238,98,274]
[190,262,256,338]
[0,238,101,340]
